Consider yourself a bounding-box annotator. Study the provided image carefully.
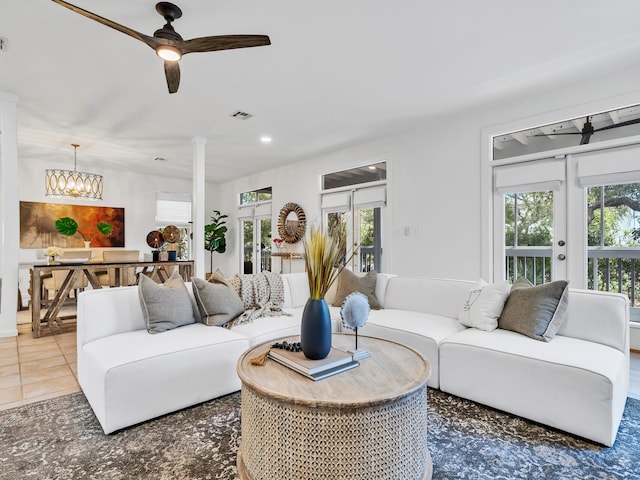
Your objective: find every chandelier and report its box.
[45,144,103,199]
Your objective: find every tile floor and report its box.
[0,318,80,410]
[1,312,640,411]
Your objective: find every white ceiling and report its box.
[2,0,640,183]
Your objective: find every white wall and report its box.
[16,156,201,310]
[212,120,482,279]
[212,64,640,284]
[19,156,196,264]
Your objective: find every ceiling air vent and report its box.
[231,111,253,120]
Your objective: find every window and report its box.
[322,162,386,190]
[586,183,640,309]
[321,163,386,272]
[238,188,272,273]
[504,191,553,285]
[493,104,640,160]
[156,192,191,260]
[488,128,640,321]
[240,187,272,205]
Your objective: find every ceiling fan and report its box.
[51,0,271,94]
[537,116,640,145]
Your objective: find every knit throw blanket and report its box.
[227,271,291,327]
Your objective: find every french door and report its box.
[493,158,567,284]
[325,204,383,272]
[492,147,640,319]
[239,203,272,274]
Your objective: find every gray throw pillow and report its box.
[192,271,245,326]
[139,271,196,334]
[498,277,569,342]
[332,269,380,310]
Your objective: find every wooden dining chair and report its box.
[97,250,140,287]
[42,250,92,305]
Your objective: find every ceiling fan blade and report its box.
[51,0,157,49]
[180,34,271,55]
[594,117,640,133]
[164,61,181,94]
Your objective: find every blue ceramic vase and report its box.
[300,298,331,360]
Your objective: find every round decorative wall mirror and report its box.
[277,203,306,243]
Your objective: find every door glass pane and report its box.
[259,218,272,272]
[358,207,381,272]
[504,191,553,285]
[327,211,347,266]
[587,183,640,316]
[157,225,191,260]
[242,219,254,274]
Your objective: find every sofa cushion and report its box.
[383,277,475,318]
[230,308,342,346]
[346,308,467,388]
[499,278,569,342]
[192,272,244,326]
[139,271,196,334]
[332,269,380,309]
[79,324,250,433]
[439,328,627,446]
[458,279,510,331]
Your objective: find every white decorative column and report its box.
[192,136,206,279]
[0,93,19,337]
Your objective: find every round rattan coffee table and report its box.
[236,334,432,480]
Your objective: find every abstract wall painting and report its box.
[20,201,125,248]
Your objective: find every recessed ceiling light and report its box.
[368,166,376,170]
[260,136,272,143]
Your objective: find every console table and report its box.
[30,260,193,338]
[270,252,305,273]
[236,334,432,480]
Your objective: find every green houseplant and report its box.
[204,210,228,273]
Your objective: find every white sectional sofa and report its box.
[76,276,342,434]
[345,275,630,447]
[77,272,629,446]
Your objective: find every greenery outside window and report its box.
[240,187,272,205]
[587,183,640,316]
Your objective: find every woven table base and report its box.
[238,385,431,480]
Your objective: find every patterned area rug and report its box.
[1,389,639,479]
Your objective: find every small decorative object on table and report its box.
[162,225,180,261]
[340,291,371,360]
[272,237,284,251]
[267,340,358,381]
[46,246,64,264]
[300,228,347,360]
[146,230,165,261]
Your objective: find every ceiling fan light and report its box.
[156,45,181,61]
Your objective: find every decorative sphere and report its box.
[340,291,370,331]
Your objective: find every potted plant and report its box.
[204,210,228,275]
[300,227,348,359]
[55,217,113,247]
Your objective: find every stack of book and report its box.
[269,347,359,381]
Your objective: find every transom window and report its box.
[240,187,272,205]
[322,162,386,190]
